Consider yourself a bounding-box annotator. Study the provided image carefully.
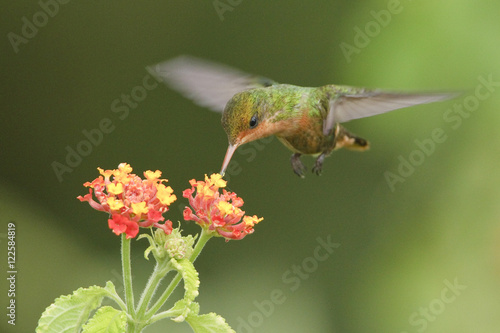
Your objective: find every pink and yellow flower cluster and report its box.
[183,174,263,240]
[78,164,262,241]
[77,163,176,239]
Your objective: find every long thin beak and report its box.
[220,143,238,177]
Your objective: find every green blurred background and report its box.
[2,0,500,332]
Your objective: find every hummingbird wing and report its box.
[149,55,277,112]
[323,90,457,136]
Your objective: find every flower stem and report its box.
[121,234,135,316]
[134,260,171,322]
[189,228,213,262]
[145,229,213,318]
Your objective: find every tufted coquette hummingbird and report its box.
[152,56,456,177]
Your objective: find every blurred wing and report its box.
[149,55,277,112]
[323,90,458,135]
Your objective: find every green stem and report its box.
[127,321,140,333]
[189,228,213,262]
[145,229,213,318]
[149,309,180,324]
[106,289,127,312]
[121,234,135,316]
[134,260,171,321]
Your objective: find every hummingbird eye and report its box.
[249,114,258,129]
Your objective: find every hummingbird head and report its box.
[220,89,271,176]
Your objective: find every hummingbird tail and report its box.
[334,126,370,152]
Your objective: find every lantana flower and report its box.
[183,174,263,240]
[77,163,177,239]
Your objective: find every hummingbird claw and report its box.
[312,154,326,176]
[290,153,306,178]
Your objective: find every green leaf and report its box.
[82,306,127,333]
[169,258,200,322]
[165,299,191,319]
[164,302,234,332]
[102,280,118,296]
[185,309,235,333]
[36,283,112,333]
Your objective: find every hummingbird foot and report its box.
[312,153,326,176]
[290,153,306,178]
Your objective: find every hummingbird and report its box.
[151,56,456,177]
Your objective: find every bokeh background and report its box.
[2,0,500,332]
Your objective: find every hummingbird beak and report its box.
[220,143,239,177]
